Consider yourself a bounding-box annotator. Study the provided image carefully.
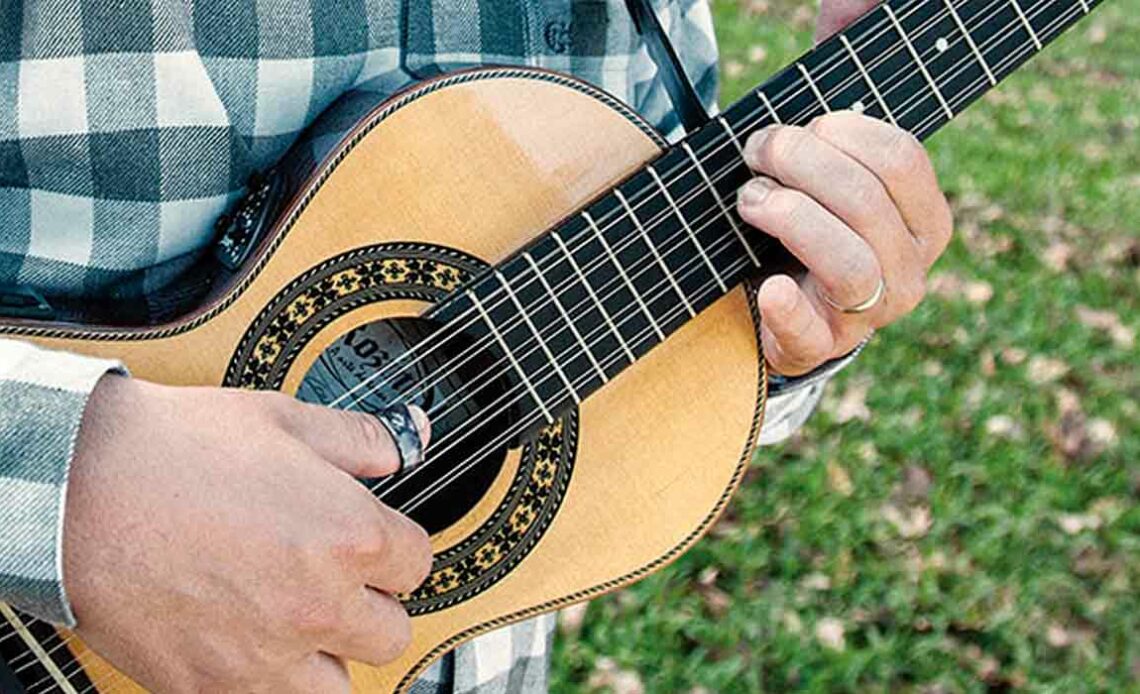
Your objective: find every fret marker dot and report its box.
[936,37,949,53]
[851,100,866,114]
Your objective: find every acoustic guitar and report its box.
[0,0,1104,690]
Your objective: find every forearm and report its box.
[0,339,124,625]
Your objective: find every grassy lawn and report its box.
[550,1,1140,691]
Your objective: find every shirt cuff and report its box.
[758,338,869,446]
[0,340,126,626]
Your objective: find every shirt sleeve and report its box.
[0,339,125,627]
[758,345,862,445]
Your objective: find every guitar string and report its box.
[396,27,1083,521]
[335,0,966,427]
[369,0,1047,503]
[381,10,1082,515]
[0,9,925,676]
[16,3,1084,692]
[323,0,957,413]
[336,0,1054,433]
[338,0,992,436]
[384,3,1087,518]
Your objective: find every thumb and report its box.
[277,397,431,478]
[815,0,880,43]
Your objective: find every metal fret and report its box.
[581,211,665,341]
[646,165,728,292]
[717,116,746,156]
[756,90,782,123]
[839,34,898,125]
[523,252,608,383]
[467,289,554,424]
[550,231,635,364]
[883,4,954,120]
[613,189,695,317]
[0,604,79,694]
[1076,0,1090,13]
[942,0,997,85]
[681,142,760,267]
[796,63,831,112]
[494,271,580,405]
[1009,0,1044,49]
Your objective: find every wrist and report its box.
[766,334,870,397]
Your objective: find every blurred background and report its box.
[551,0,1140,690]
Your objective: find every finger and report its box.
[744,123,930,320]
[357,502,434,595]
[743,124,920,293]
[323,588,412,666]
[806,112,953,266]
[757,275,836,376]
[816,0,880,42]
[737,176,883,318]
[280,653,350,694]
[275,396,431,477]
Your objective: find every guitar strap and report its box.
[623,0,710,134]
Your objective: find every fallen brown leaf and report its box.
[801,572,831,591]
[814,617,846,651]
[1001,347,1028,365]
[830,377,871,423]
[882,503,933,539]
[1057,513,1101,535]
[827,461,854,497]
[1042,241,1074,272]
[1027,355,1069,384]
[901,465,933,503]
[1075,305,1135,348]
[587,658,645,694]
[986,414,1024,441]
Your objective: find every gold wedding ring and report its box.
[822,276,886,315]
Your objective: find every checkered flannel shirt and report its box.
[0,1,844,692]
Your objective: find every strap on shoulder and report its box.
[623,0,710,133]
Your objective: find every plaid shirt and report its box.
[0,1,840,691]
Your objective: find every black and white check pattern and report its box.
[0,2,842,691]
[0,0,722,301]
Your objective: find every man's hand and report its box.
[63,376,432,693]
[737,0,953,377]
[814,0,885,44]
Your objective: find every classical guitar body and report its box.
[0,70,764,693]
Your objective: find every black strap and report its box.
[624,0,709,133]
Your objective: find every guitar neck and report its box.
[431,0,1102,430]
[719,0,1097,144]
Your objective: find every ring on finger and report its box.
[821,276,886,315]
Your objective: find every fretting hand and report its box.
[738,0,954,376]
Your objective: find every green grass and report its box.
[550,1,1140,691]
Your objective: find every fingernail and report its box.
[740,177,774,207]
[744,126,776,159]
[408,404,431,446]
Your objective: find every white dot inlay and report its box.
[935,37,950,53]
[851,100,866,113]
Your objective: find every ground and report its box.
[550,1,1140,691]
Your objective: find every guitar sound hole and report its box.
[296,317,511,535]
